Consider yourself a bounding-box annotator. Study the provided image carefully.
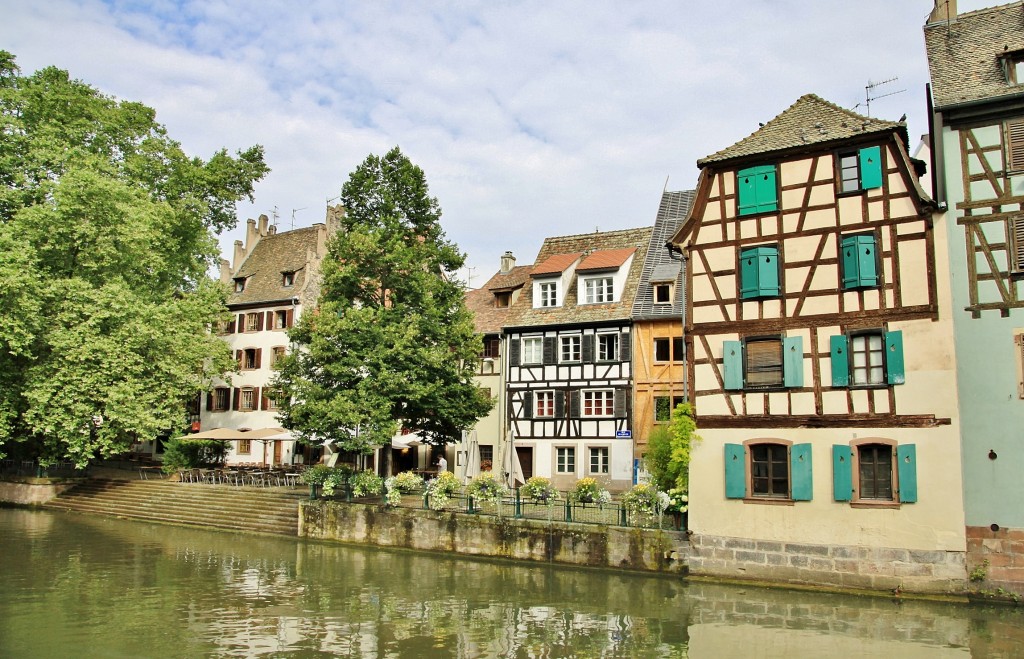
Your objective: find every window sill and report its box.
[742,497,795,506]
[849,500,900,509]
[836,189,867,198]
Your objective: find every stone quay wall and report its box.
[299,500,690,574]
[0,477,81,506]
[688,533,968,594]
[966,525,1024,596]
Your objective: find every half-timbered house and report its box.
[631,190,694,463]
[925,0,1024,593]
[503,228,651,491]
[670,94,967,593]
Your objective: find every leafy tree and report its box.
[644,402,701,491]
[273,147,493,473]
[0,52,269,466]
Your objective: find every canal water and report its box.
[2,509,1023,658]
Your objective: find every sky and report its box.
[0,0,995,288]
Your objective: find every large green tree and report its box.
[273,147,492,469]
[0,52,269,466]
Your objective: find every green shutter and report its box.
[897,444,917,503]
[790,443,813,501]
[840,234,860,289]
[832,445,853,502]
[725,443,746,499]
[830,335,849,387]
[859,146,883,190]
[737,168,759,216]
[841,234,878,289]
[739,247,760,299]
[884,330,905,385]
[737,165,778,215]
[723,341,744,390]
[754,166,779,212]
[783,335,804,387]
[756,246,780,296]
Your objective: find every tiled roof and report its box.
[697,94,905,166]
[531,252,584,276]
[924,2,1024,110]
[504,227,652,329]
[577,248,637,273]
[466,265,532,333]
[632,190,694,321]
[228,226,322,307]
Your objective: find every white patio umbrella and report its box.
[498,429,526,487]
[463,431,481,483]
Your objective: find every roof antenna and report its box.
[853,77,905,117]
[271,206,280,228]
[291,207,308,231]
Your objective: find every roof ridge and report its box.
[926,0,1022,27]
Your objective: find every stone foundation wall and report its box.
[299,501,690,574]
[966,525,1024,595]
[0,477,80,505]
[688,533,967,594]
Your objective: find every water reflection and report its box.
[0,509,1022,657]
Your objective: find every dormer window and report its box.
[539,281,558,307]
[1000,50,1024,85]
[583,276,614,304]
[233,277,246,293]
[654,282,672,304]
[494,291,511,308]
[282,271,295,287]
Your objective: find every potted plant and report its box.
[570,477,610,505]
[621,482,669,525]
[384,471,425,507]
[349,470,384,498]
[425,471,461,511]
[466,472,508,507]
[521,476,560,504]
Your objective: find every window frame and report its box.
[743,336,785,390]
[849,331,887,387]
[583,276,614,304]
[282,271,295,287]
[654,396,671,423]
[539,281,558,307]
[271,346,286,367]
[588,446,610,475]
[749,442,791,500]
[242,348,260,371]
[522,336,544,365]
[654,337,683,363]
[726,439,812,503]
[596,332,619,362]
[244,312,261,333]
[653,282,673,304]
[240,387,256,412]
[833,439,915,507]
[560,335,581,363]
[238,439,252,455]
[581,389,615,417]
[535,391,556,418]
[555,446,576,474]
[213,387,230,412]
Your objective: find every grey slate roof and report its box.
[924,2,1024,110]
[697,94,905,166]
[632,190,694,321]
[228,226,322,307]
[503,227,652,330]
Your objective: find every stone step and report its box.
[43,478,303,536]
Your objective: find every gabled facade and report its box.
[631,190,694,462]
[671,94,966,593]
[925,0,1024,593]
[503,228,651,491]
[198,209,338,466]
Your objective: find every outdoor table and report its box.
[284,472,301,488]
[138,465,164,480]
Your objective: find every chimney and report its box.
[258,213,269,236]
[232,240,245,271]
[500,251,516,274]
[927,0,956,25]
[245,218,258,251]
[218,258,232,284]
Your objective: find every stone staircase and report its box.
[43,478,304,536]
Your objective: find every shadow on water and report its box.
[1,509,1023,657]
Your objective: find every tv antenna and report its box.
[291,207,307,231]
[465,266,477,289]
[270,206,280,227]
[853,77,905,117]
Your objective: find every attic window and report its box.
[654,283,672,304]
[233,278,246,293]
[494,291,511,308]
[1000,50,1024,85]
[282,271,295,287]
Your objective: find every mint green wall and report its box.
[941,124,1024,529]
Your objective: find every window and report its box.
[238,439,251,455]
[832,442,917,504]
[265,392,279,410]
[840,233,879,289]
[233,277,246,293]
[211,387,230,412]
[837,146,883,194]
[495,292,511,308]
[560,335,581,363]
[483,337,500,359]
[273,310,289,329]
[737,164,778,216]
[654,283,672,304]
[522,337,543,365]
[589,447,609,475]
[245,312,261,332]
[725,442,812,501]
[282,271,295,287]
[829,330,904,387]
[539,282,558,307]
[597,333,619,361]
[535,391,555,418]
[1010,216,1024,274]
[723,336,804,390]
[479,445,494,470]
[241,348,260,370]
[582,390,614,417]
[240,388,256,411]
[271,346,286,367]
[1008,119,1024,174]
[584,277,614,303]
[556,447,576,474]
[654,337,684,362]
[739,245,781,299]
[654,396,671,422]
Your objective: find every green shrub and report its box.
[161,437,229,473]
[350,470,384,498]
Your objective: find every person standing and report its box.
[437,454,447,473]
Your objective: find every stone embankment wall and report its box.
[299,501,690,574]
[966,525,1024,596]
[0,477,80,505]
[688,533,967,594]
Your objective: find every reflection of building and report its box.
[461,251,531,476]
[631,190,693,466]
[671,94,966,592]
[199,210,338,465]
[924,0,1024,593]
[503,228,651,491]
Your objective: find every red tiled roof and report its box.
[531,252,583,276]
[577,247,636,273]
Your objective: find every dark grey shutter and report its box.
[232,388,241,411]
[570,391,581,418]
[543,337,556,365]
[508,337,521,366]
[614,389,627,417]
[256,313,264,331]
[206,392,213,411]
[582,334,594,363]
[555,391,566,418]
[237,314,245,332]
[522,391,533,419]
[620,333,630,362]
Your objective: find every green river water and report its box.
[1,508,1023,658]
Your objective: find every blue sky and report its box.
[1,1,992,286]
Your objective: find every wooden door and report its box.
[273,441,282,465]
[516,446,534,481]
